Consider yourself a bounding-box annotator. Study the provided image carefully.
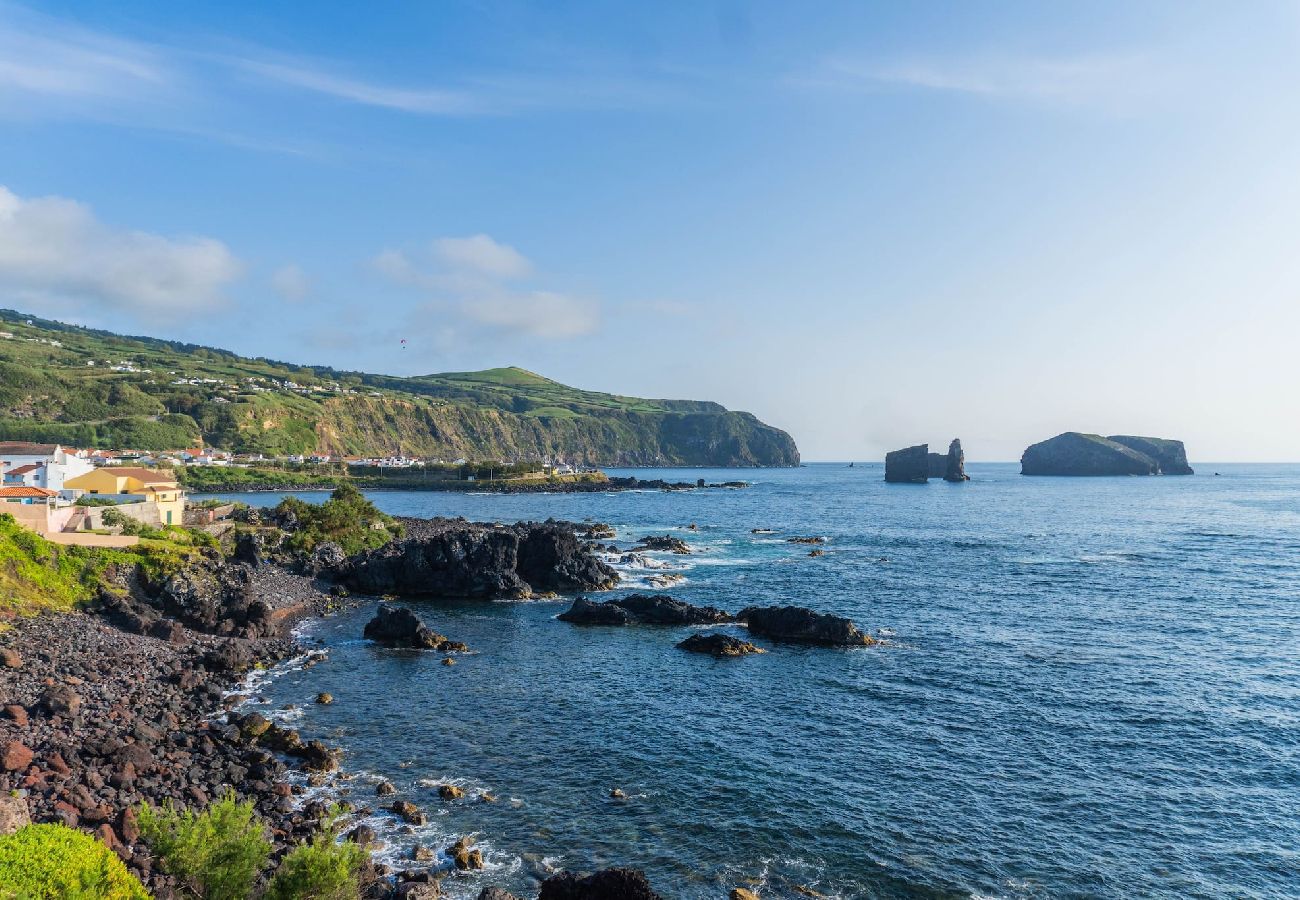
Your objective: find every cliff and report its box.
[0,311,799,466]
[1021,432,1193,476]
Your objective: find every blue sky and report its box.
[2,1,1298,460]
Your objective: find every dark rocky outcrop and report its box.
[890,439,968,482]
[1107,435,1194,475]
[634,535,691,554]
[338,518,617,599]
[738,606,875,646]
[677,633,766,657]
[363,605,468,652]
[884,444,930,483]
[1021,432,1193,476]
[539,867,665,900]
[558,594,732,626]
[943,438,969,481]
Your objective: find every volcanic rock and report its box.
[677,633,766,657]
[364,605,467,652]
[885,444,930,483]
[738,606,875,647]
[539,867,665,900]
[342,518,616,598]
[1021,432,1171,476]
[558,594,731,626]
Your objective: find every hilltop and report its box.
[0,311,799,466]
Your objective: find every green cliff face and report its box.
[0,311,799,466]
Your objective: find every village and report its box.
[0,440,594,547]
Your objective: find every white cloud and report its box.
[271,263,310,301]
[372,237,597,339]
[798,51,1165,111]
[235,58,479,115]
[0,185,242,317]
[432,234,532,279]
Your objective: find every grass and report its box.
[0,513,207,617]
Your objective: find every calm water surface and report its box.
[209,463,1300,899]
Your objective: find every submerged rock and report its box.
[738,606,875,647]
[1021,432,1192,476]
[558,594,732,626]
[634,535,692,554]
[363,605,468,652]
[539,867,665,900]
[677,633,766,658]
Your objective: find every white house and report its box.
[0,442,94,492]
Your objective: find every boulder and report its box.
[0,797,29,835]
[731,890,760,900]
[738,606,875,647]
[479,889,522,900]
[677,633,766,657]
[0,740,33,771]
[558,594,731,627]
[364,605,468,652]
[438,784,464,801]
[0,648,22,669]
[447,836,483,870]
[391,800,426,826]
[38,685,82,717]
[539,868,665,900]
[1021,432,1163,476]
[884,444,929,483]
[203,639,256,674]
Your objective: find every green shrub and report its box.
[0,822,150,899]
[136,793,269,900]
[278,483,401,556]
[264,817,367,900]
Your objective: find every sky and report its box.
[2,1,1299,461]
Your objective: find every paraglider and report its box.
[400,338,407,350]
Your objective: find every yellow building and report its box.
[64,467,186,526]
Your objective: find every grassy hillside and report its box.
[0,310,799,466]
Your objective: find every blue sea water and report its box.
[209,463,1300,899]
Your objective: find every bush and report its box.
[137,793,270,900]
[0,822,149,899]
[264,815,367,900]
[278,483,401,556]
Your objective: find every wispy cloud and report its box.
[373,236,598,339]
[797,50,1166,111]
[0,184,242,320]
[234,58,481,115]
[0,5,171,107]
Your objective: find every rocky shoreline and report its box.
[0,503,677,898]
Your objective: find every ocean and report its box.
[208,462,1300,899]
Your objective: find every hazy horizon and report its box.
[3,1,1298,461]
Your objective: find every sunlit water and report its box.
[207,463,1300,899]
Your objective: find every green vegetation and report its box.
[135,796,367,900]
[276,484,402,555]
[176,466,338,493]
[0,309,799,465]
[0,823,149,899]
[137,794,269,900]
[264,814,367,900]
[0,514,207,615]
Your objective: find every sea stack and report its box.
[886,439,969,483]
[1020,432,1193,476]
[884,444,930,483]
[943,439,968,482]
